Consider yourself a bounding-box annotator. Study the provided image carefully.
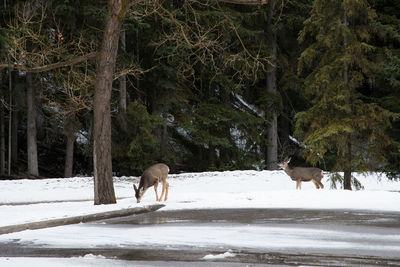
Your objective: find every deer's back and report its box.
[142,163,169,181]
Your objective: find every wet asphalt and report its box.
[1,208,400,266]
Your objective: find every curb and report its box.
[0,197,132,206]
[0,204,165,235]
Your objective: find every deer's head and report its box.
[278,157,291,170]
[133,184,144,203]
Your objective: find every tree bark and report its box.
[265,0,278,170]
[64,133,75,178]
[93,0,125,205]
[344,139,352,190]
[8,71,12,175]
[26,72,39,177]
[0,103,5,175]
[119,29,127,113]
[136,29,140,90]
[11,79,22,172]
[119,28,127,130]
[12,101,18,166]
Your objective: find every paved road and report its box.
[1,208,400,266]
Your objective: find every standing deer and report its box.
[278,157,324,190]
[133,163,170,203]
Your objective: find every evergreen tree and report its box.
[370,0,400,178]
[296,0,394,189]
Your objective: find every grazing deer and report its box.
[278,157,324,190]
[133,163,170,203]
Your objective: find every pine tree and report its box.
[370,0,400,178]
[296,0,394,189]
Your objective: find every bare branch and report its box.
[215,0,267,5]
[0,52,98,73]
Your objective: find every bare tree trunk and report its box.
[136,29,140,90]
[343,4,352,190]
[11,77,22,172]
[0,70,6,174]
[12,102,18,166]
[265,0,278,170]
[0,103,5,175]
[344,139,352,190]
[64,115,77,178]
[119,29,127,113]
[26,72,39,177]
[64,133,75,178]
[119,28,127,130]
[93,0,125,205]
[7,68,11,175]
[8,73,12,175]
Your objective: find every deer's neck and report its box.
[138,177,145,190]
[283,167,293,177]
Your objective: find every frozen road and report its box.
[1,208,400,266]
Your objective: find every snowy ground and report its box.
[0,170,400,227]
[1,170,400,266]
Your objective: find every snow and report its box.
[0,170,400,266]
[0,258,245,267]
[232,93,265,118]
[203,250,236,260]
[0,257,163,267]
[0,171,400,228]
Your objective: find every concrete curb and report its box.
[0,204,165,235]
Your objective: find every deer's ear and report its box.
[133,184,138,193]
[287,157,291,163]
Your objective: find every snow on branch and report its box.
[232,92,265,118]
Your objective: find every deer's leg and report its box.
[159,181,166,201]
[312,180,320,189]
[318,181,324,189]
[296,180,302,190]
[164,182,169,201]
[154,182,159,201]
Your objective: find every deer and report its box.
[133,163,170,203]
[278,157,324,190]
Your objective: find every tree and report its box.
[370,0,400,178]
[296,0,394,189]
[265,0,278,170]
[63,115,78,178]
[26,72,39,177]
[93,0,127,205]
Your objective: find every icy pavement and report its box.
[1,208,400,266]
